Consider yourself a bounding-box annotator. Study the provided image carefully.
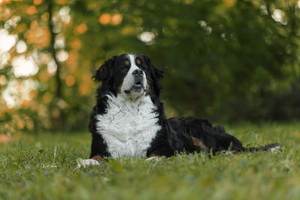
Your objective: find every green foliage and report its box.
[1,123,300,199]
[1,0,300,131]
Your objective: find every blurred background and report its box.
[0,0,300,134]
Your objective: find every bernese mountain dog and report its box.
[81,53,280,166]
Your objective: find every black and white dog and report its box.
[82,53,280,165]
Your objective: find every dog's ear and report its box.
[143,55,164,80]
[92,56,117,82]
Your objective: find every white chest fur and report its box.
[95,95,161,158]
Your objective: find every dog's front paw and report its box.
[76,158,100,169]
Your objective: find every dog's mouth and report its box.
[124,81,145,94]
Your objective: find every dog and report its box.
[81,53,280,166]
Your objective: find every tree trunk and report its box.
[46,0,64,130]
[47,0,62,99]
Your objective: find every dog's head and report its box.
[93,53,163,100]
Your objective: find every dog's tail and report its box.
[245,143,282,153]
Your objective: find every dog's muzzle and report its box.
[124,69,145,94]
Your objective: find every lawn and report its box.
[1,123,300,200]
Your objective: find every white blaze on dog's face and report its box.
[119,54,147,99]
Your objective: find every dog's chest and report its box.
[96,96,161,158]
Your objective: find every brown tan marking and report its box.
[145,84,151,96]
[91,155,104,162]
[191,136,210,152]
[229,150,240,154]
[148,154,160,158]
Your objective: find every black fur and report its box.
[88,54,280,159]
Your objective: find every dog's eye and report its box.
[124,60,130,66]
[136,59,142,65]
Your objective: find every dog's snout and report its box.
[132,69,143,77]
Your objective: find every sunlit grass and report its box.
[1,123,300,200]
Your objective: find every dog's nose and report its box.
[132,69,143,77]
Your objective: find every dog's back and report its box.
[167,116,280,154]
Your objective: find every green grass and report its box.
[1,123,300,200]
